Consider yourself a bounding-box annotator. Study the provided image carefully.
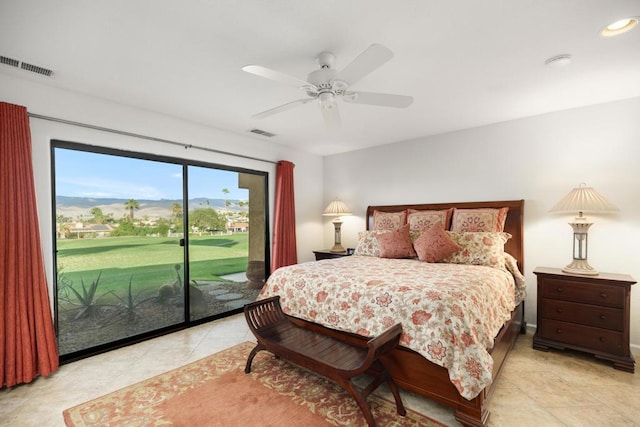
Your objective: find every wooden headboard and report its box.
[366,200,525,272]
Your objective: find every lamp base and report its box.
[330,219,345,253]
[330,244,346,253]
[562,259,599,276]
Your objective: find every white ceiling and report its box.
[1,0,639,156]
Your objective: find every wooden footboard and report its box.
[289,301,525,427]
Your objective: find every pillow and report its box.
[373,210,406,231]
[450,207,509,232]
[354,229,389,257]
[441,231,511,269]
[407,208,453,240]
[504,253,526,304]
[413,224,461,263]
[376,224,416,259]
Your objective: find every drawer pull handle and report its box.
[556,287,563,293]
[600,292,607,299]
[600,314,606,320]
[556,308,563,314]
[599,337,606,343]
[555,328,563,334]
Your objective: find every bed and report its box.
[259,200,526,426]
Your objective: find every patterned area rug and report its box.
[63,342,445,426]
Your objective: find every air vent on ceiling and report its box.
[249,128,276,138]
[1,55,54,77]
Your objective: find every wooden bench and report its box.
[244,296,406,427]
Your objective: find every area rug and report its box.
[63,341,445,426]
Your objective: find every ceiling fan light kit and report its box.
[318,92,336,110]
[242,43,413,127]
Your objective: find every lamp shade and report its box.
[549,183,618,214]
[323,199,352,216]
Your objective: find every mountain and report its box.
[55,196,245,221]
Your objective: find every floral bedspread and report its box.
[259,256,525,400]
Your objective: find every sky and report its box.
[54,148,249,201]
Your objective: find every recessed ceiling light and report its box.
[545,54,572,69]
[601,17,638,36]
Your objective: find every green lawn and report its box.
[56,234,249,301]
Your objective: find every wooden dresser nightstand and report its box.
[533,267,636,372]
[313,250,352,261]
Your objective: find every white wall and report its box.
[323,96,640,348]
[1,73,324,304]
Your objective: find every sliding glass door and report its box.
[52,141,268,360]
[186,165,265,321]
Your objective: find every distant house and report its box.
[62,223,113,239]
[227,222,248,233]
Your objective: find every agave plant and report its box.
[114,276,155,313]
[107,276,156,324]
[66,271,112,320]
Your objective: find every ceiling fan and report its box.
[242,44,413,128]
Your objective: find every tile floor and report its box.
[1,316,638,426]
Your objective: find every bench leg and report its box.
[331,362,407,426]
[376,361,406,416]
[337,378,378,427]
[385,373,406,416]
[244,344,265,374]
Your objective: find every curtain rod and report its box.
[27,112,278,165]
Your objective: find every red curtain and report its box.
[1,102,59,387]
[271,160,297,272]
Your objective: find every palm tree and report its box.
[222,188,230,209]
[124,199,140,221]
[170,202,183,232]
[171,202,183,219]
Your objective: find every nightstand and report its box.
[313,250,352,261]
[533,267,636,372]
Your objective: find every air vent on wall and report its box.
[249,128,276,137]
[21,61,54,76]
[1,55,19,67]
[1,55,54,77]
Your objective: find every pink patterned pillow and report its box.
[354,230,390,257]
[413,225,461,262]
[407,208,453,240]
[376,225,416,258]
[373,210,407,231]
[441,231,511,269]
[450,208,509,232]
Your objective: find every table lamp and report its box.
[323,199,352,253]
[549,183,618,275]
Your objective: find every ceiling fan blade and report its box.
[335,44,393,86]
[321,103,341,128]
[242,65,311,89]
[253,98,314,119]
[343,91,413,108]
